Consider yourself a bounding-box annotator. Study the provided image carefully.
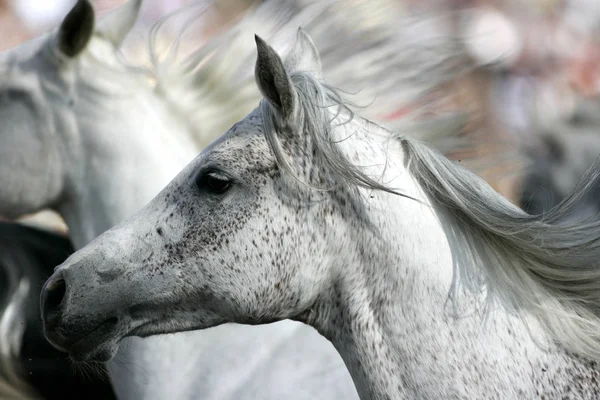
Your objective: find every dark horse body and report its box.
[519,100,600,219]
[0,222,115,399]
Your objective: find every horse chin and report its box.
[67,318,122,362]
[70,341,118,363]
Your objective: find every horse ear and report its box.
[284,28,323,79]
[254,35,298,125]
[96,0,142,47]
[56,0,95,58]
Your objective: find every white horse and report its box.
[41,30,600,399]
[1,0,476,399]
[0,1,203,397]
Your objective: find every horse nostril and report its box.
[42,278,67,321]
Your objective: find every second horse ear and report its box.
[56,0,95,58]
[284,28,323,79]
[96,0,143,47]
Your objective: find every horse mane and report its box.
[260,68,600,362]
[30,0,492,159]
[149,0,474,150]
[8,2,494,156]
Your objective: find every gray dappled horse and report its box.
[41,30,600,400]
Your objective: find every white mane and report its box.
[15,0,501,163]
[148,0,474,151]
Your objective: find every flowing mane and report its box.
[24,0,499,164]
[260,67,600,361]
[10,1,467,151]
[149,0,473,150]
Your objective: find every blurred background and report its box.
[1,0,599,227]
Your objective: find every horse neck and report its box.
[297,118,564,399]
[316,198,458,398]
[291,117,448,398]
[57,46,198,248]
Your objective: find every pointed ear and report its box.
[96,0,142,47]
[254,35,298,124]
[284,28,323,79]
[56,0,95,58]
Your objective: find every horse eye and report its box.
[196,171,231,194]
